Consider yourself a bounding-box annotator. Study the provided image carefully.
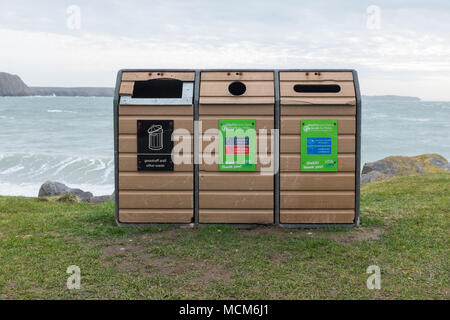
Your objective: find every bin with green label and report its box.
[279,71,359,225]
[198,71,275,224]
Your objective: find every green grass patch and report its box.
[0,173,449,299]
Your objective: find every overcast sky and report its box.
[1,0,449,100]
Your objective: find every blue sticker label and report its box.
[306,137,332,155]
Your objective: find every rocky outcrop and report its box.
[361,154,450,184]
[0,72,30,96]
[38,181,113,203]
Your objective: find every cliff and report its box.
[0,72,31,96]
[0,72,113,97]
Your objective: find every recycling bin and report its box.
[279,71,360,225]
[114,71,195,224]
[113,69,360,227]
[198,71,275,224]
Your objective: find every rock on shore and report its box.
[361,154,450,184]
[38,181,113,203]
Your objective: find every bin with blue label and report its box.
[279,71,360,225]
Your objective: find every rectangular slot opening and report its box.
[293,84,341,93]
[132,79,183,98]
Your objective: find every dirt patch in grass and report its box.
[101,244,145,257]
[136,227,181,241]
[320,227,386,245]
[240,225,385,245]
[100,242,233,284]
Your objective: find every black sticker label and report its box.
[137,120,174,171]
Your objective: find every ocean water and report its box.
[0,96,449,197]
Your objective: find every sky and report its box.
[1,0,449,100]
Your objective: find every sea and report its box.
[0,96,449,197]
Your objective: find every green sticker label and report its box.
[219,119,256,171]
[301,120,338,171]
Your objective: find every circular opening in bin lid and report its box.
[148,124,163,134]
[228,81,246,96]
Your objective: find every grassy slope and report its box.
[0,173,448,299]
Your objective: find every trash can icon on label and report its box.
[148,124,163,151]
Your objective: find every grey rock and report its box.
[361,171,386,185]
[89,195,114,204]
[38,181,92,202]
[67,188,93,202]
[38,181,71,197]
[426,155,450,170]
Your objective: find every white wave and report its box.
[399,117,431,122]
[0,165,24,175]
[47,109,77,113]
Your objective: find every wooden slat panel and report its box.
[280,191,355,209]
[119,82,134,96]
[119,116,193,134]
[200,173,273,190]
[119,209,193,223]
[199,105,274,116]
[122,72,195,81]
[280,173,355,190]
[201,116,273,131]
[280,97,356,106]
[119,172,193,190]
[199,210,273,224]
[119,134,192,153]
[280,210,354,223]
[119,154,193,172]
[200,97,274,105]
[119,105,193,116]
[200,191,273,209]
[201,81,274,97]
[280,81,355,97]
[119,191,193,209]
[281,116,355,135]
[280,135,355,153]
[280,72,353,81]
[201,72,274,81]
[280,105,356,115]
[280,154,355,172]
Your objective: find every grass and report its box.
[0,173,449,299]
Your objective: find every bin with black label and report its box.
[114,71,195,224]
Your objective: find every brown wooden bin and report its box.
[114,69,361,227]
[115,71,195,224]
[198,71,275,224]
[279,71,359,225]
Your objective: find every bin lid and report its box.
[148,124,163,134]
